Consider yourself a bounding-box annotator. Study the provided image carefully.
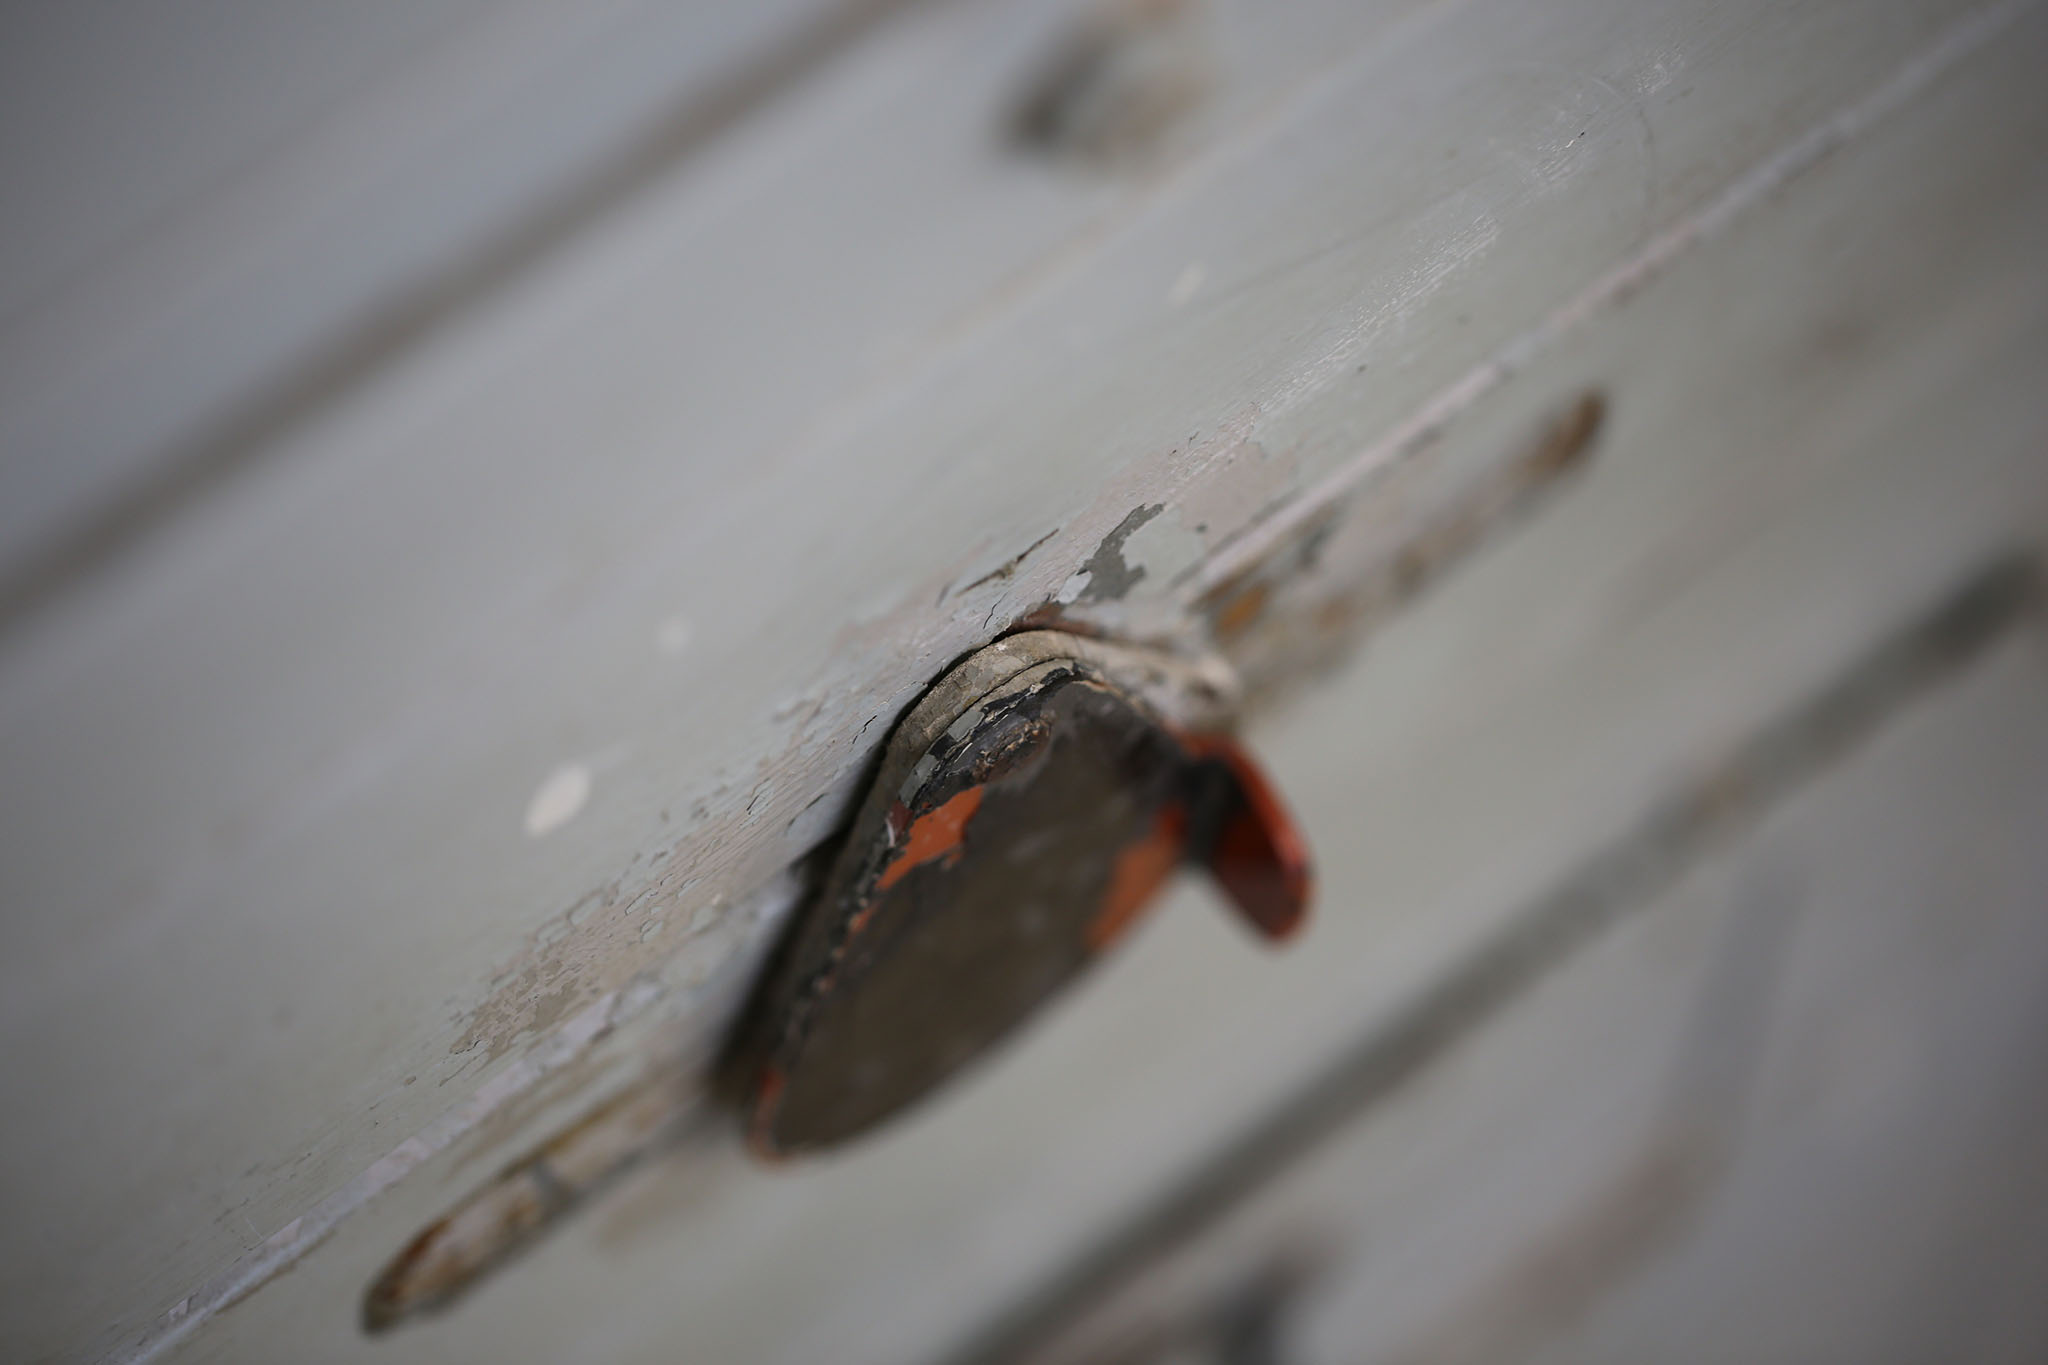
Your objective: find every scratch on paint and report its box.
[956,528,1062,598]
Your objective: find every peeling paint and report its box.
[955,527,1061,598]
[956,556,2037,1365]
[739,631,1306,1157]
[114,3,2046,1353]
[1069,503,1166,603]
[1197,391,1606,698]
[453,877,689,1064]
[876,786,987,889]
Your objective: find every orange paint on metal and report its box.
[877,786,986,890]
[1085,805,1186,950]
[748,1065,788,1159]
[1185,735,1312,939]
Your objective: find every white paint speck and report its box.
[524,764,592,838]
[1167,261,1206,307]
[654,614,694,657]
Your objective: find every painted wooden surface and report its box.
[1018,601,2048,1365]
[1,0,2044,1360]
[0,0,865,606]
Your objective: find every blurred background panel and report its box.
[2,1,2045,1362]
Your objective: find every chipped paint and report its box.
[450,862,751,1066]
[739,632,1310,1156]
[114,4,2043,1353]
[1197,390,1606,698]
[1067,503,1166,603]
[953,527,1062,599]
[956,557,2038,1365]
[877,786,987,890]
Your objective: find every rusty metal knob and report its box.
[737,630,1311,1157]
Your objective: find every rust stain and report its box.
[1197,390,1605,700]
[1086,805,1186,950]
[366,1079,693,1331]
[877,786,986,890]
[1213,581,1269,639]
[746,1066,788,1160]
[363,1171,551,1332]
[1522,390,1604,481]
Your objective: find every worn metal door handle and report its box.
[734,630,1313,1157]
